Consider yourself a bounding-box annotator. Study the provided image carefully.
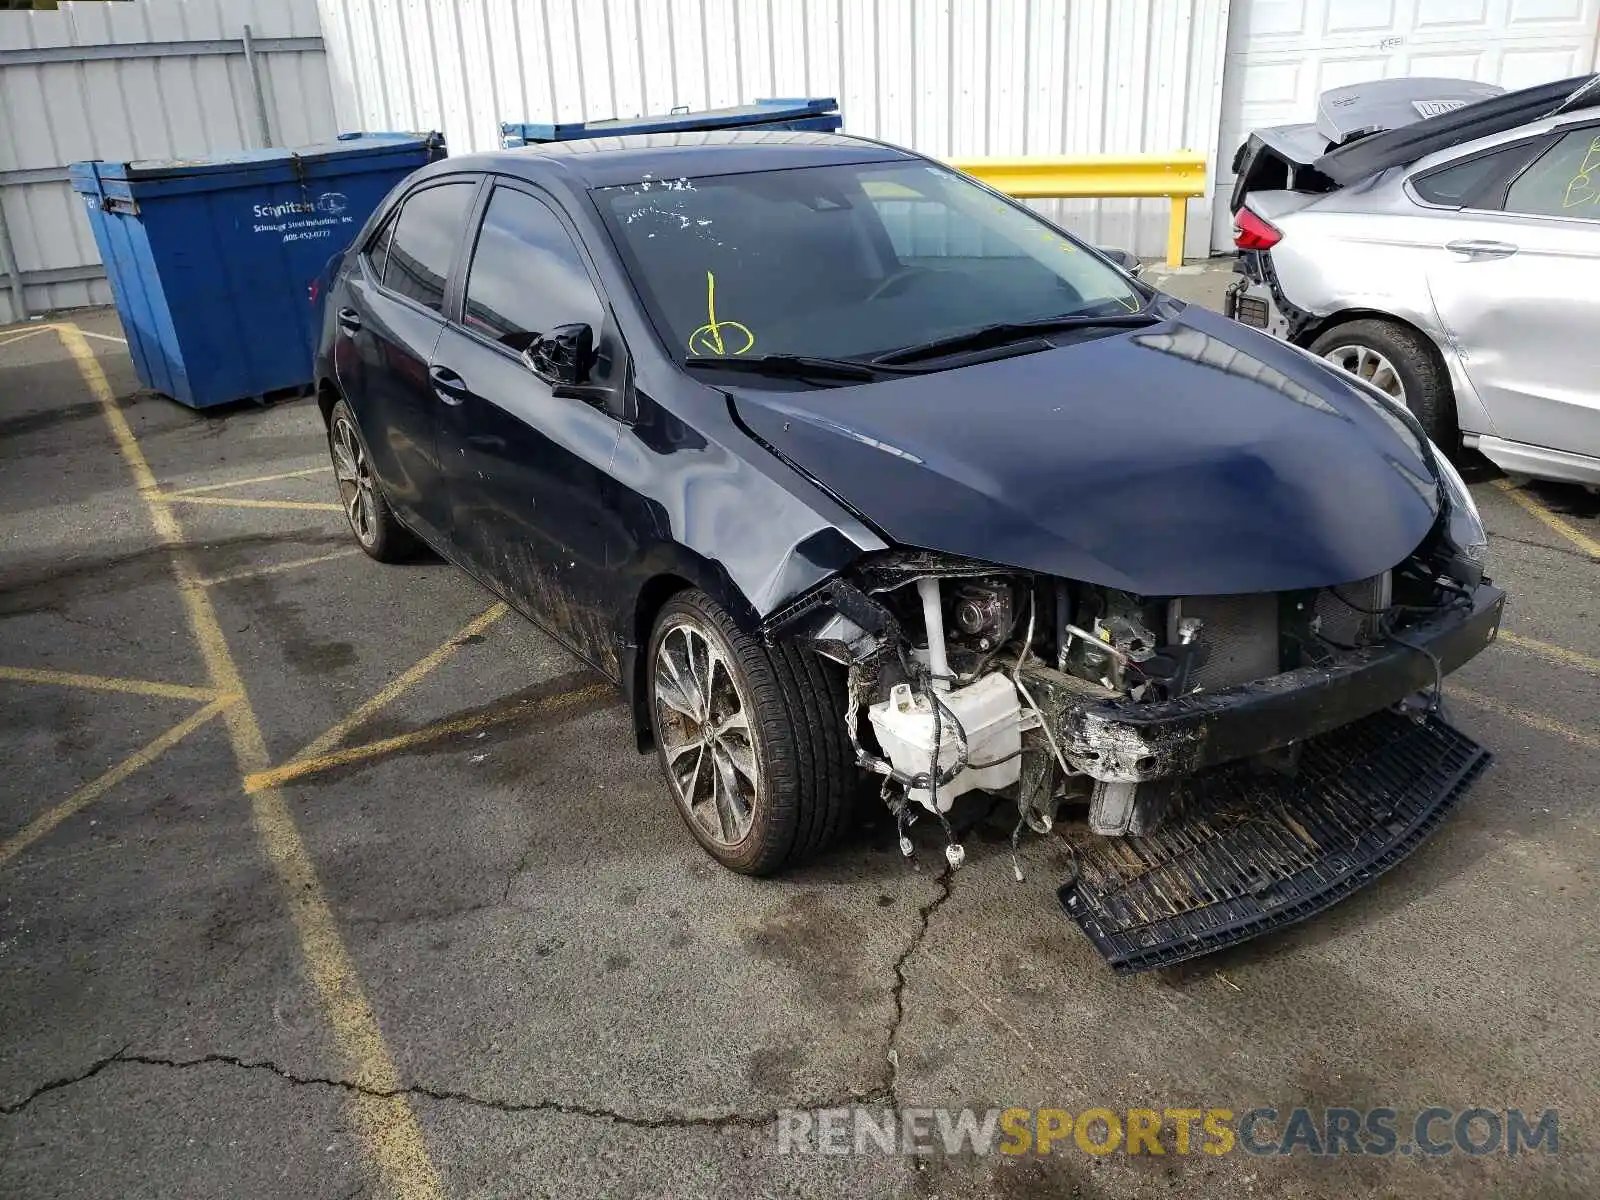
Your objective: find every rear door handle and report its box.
[336,306,362,334]
[429,364,469,406]
[1445,239,1518,260]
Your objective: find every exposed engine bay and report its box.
[767,494,1504,971]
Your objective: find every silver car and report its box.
[1224,74,1600,487]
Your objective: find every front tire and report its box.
[647,590,855,875]
[327,399,419,562]
[1308,319,1458,450]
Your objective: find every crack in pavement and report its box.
[501,837,536,905]
[0,1044,131,1115]
[1,1049,888,1134]
[883,864,955,1106]
[1487,529,1600,565]
[343,899,502,930]
[5,847,964,1130]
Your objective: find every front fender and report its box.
[606,384,886,750]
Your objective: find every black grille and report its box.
[1181,593,1279,690]
[1315,573,1389,647]
[1233,294,1270,329]
[1058,709,1490,973]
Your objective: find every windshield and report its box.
[595,160,1146,368]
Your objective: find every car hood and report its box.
[729,306,1441,596]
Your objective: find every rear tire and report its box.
[327,398,420,563]
[1309,319,1458,450]
[647,590,855,876]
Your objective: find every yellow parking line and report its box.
[290,603,510,763]
[1494,479,1600,558]
[1497,631,1600,676]
[0,665,224,702]
[166,466,332,497]
[0,696,233,866]
[200,547,364,587]
[160,494,344,513]
[1452,686,1600,752]
[60,324,444,1200]
[245,681,613,794]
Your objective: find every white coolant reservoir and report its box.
[867,673,1024,814]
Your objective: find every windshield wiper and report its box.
[871,309,1162,366]
[683,353,884,382]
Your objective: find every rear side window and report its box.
[382,182,476,312]
[1503,127,1600,218]
[1411,142,1542,208]
[463,187,603,351]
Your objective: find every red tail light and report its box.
[307,278,321,305]
[1233,208,1282,251]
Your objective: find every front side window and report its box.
[464,186,604,351]
[382,181,476,313]
[595,160,1146,365]
[1503,127,1600,218]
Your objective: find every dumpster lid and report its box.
[502,98,838,143]
[69,132,443,189]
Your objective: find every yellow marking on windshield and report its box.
[1561,136,1600,209]
[688,270,755,356]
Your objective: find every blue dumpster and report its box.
[501,98,842,147]
[69,132,444,409]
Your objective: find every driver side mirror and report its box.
[1096,247,1144,278]
[521,322,595,388]
[520,322,619,410]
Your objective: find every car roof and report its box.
[438,129,917,188]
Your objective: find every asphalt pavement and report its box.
[1,295,1596,1199]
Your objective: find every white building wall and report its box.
[0,0,336,324]
[317,0,1233,261]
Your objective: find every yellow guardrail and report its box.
[948,153,1208,268]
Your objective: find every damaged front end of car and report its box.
[762,478,1504,973]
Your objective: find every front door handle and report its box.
[429,364,469,406]
[336,306,362,334]
[1445,239,1518,260]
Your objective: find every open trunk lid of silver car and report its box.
[1229,74,1599,217]
[1228,77,1506,216]
[1315,72,1597,185]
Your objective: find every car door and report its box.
[339,177,480,547]
[430,180,627,675]
[1423,124,1600,458]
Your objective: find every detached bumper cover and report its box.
[1058,582,1504,783]
[1060,708,1491,973]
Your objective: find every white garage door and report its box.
[1212,0,1600,248]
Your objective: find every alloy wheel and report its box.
[652,620,759,846]
[1323,343,1407,403]
[331,415,377,547]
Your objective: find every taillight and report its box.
[1233,208,1282,251]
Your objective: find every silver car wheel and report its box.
[653,619,758,846]
[1324,344,1406,403]
[331,414,377,548]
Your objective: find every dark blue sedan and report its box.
[314,130,1503,972]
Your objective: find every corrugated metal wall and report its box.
[0,0,335,323]
[318,0,1231,260]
